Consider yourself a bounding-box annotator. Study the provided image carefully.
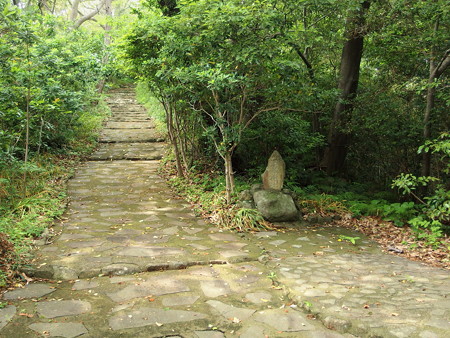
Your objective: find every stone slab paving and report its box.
[1,88,448,337]
[28,323,88,338]
[249,227,450,337]
[21,159,261,280]
[1,263,345,337]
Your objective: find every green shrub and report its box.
[391,133,449,245]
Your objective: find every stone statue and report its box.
[247,151,300,222]
[261,150,285,191]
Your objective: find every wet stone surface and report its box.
[37,300,91,318]
[2,88,448,338]
[0,306,16,330]
[3,283,55,300]
[28,322,88,338]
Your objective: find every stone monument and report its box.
[261,150,285,191]
[245,151,299,222]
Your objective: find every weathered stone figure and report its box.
[252,151,299,222]
[261,150,285,191]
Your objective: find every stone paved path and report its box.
[1,88,449,338]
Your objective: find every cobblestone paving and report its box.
[253,229,450,337]
[1,88,448,338]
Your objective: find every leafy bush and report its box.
[0,3,104,161]
[392,133,450,245]
[381,202,417,227]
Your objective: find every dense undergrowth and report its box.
[160,157,274,233]
[0,102,108,288]
[0,1,115,288]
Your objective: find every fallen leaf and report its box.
[19,313,34,318]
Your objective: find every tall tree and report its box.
[322,1,371,175]
[422,13,450,176]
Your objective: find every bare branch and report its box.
[288,42,315,80]
[432,49,450,79]
[72,0,105,29]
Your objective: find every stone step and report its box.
[108,118,153,123]
[107,88,135,93]
[2,261,334,337]
[99,128,164,143]
[110,107,146,112]
[98,138,165,144]
[109,112,149,117]
[104,122,156,129]
[106,99,138,105]
[89,142,166,160]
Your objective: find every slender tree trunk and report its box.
[422,17,450,176]
[23,39,33,197]
[96,0,112,93]
[174,110,189,171]
[322,1,370,175]
[36,116,44,156]
[23,85,30,197]
[164,102,184,177]
[422,77,435,177]
[171,136,184,177]
[224,151,235,204]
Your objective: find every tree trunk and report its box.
[70,0,81,21]
[422,19,450,177]
[224,151,235,204]
[23,85,30,197]
[322,1,370,175]
[164,102,184,177]
[174,110,189,171]
[96,0,112,93]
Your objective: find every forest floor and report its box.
[1,89,449,338]
[331,214,450,270]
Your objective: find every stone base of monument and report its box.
[237,150,301,223]
[252,185,300,222]
[238,184,301,223]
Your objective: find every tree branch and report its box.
[288,42,315,80]
[72,0,105,29]
[432,49,450,79]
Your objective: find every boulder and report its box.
[253,190,299,222]
[238,190,253,201]
[251,184,263,195]
[237,200,256,209]
[261,151,285,191]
